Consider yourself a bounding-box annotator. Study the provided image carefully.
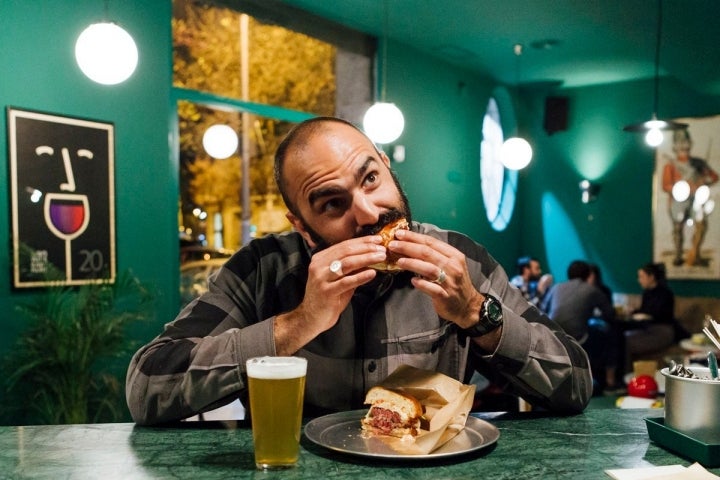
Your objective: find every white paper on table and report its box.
[605,463,720,480]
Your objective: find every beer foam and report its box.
[246,356,307,379]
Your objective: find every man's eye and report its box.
[364,172,378,186]
[321,198,346,214]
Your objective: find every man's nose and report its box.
[351,195,380,226]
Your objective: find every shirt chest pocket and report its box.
[381,322,454,360]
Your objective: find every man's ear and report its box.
[379,150,391,168]
[286,212,317,249]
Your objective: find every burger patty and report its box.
[368,407,404,435]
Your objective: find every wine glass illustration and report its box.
[44,193,90,281]
[38,145,93,281]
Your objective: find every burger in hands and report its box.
[368,217,409,272]
[360,386,423,438]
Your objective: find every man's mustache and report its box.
[355,209,406,238]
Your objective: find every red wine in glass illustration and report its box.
[44,193,90,280]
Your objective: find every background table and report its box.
[0,407,715,479]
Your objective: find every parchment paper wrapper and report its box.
[369,364,476,454]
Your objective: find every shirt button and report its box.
[368,361,377,373]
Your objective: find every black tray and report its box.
[645,416,720,467]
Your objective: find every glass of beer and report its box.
[246,356,307,470]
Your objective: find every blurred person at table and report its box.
[588,264,612,304]
[541,260,615,394]
[125,117,592,425]
[588,263,621,392]
[661,128,718,267]
[624,263,686,371]
[510,256,553,307]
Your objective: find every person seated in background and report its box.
[624,263,683,372]
[587,263,621,392]
[588,264,612,303]
[542,260,615,394]
[510,256,553,307]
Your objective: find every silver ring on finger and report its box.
[329,260,344,277]
[432,268,446,285]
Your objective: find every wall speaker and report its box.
[544,96,569,135]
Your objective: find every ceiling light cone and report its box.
[623,117,688,133]
[623,0,688,138]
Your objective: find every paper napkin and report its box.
[605,463,720,480]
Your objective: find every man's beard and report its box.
[305,171,412,251]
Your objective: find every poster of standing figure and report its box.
[653,114,720,280]
[7,107,116,288]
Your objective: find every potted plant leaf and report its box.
[1,270,153,425]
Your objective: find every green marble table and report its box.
[0,408,716,479]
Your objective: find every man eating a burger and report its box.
[126,117,593,425]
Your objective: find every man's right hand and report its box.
[274,235,386,356]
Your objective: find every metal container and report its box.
[662,367,720,434]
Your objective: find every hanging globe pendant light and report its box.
[363,0,404,144]
[75,22,138,85]
[501,44,533,170]
[363,102,404,145]
[500,137,533,170]
[202,125,239,160]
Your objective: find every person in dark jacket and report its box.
[624,262,677,372]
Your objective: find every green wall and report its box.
[519,79,720,297]
[0,1,175,360]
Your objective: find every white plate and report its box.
[304,409,499,460]
[679,339,719,353]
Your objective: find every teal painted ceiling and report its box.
[273,0,720,96]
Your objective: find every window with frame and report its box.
[480,94,517,231]
[173,0,374,250]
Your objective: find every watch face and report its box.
[485,296,503,324]
[465,295,503,338]
[488,301,501,318]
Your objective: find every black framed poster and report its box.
[7,107,116,288]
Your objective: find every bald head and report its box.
[272,116,410,249]
[274,117,373,215]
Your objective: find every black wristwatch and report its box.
[462,294,503,337]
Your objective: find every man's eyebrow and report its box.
[307,157,378,206]
[309,185,344,206]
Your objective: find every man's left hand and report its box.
[390,229,483,330]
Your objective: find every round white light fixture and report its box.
[671,180,690,202]
[363,102,404,144]
[500,137,533,170]
[75,22,138,85]
[645,125,664,147]
[203,124,238,159]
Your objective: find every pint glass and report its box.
[246,356,307,470]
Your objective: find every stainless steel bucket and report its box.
[662,367,720,434]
